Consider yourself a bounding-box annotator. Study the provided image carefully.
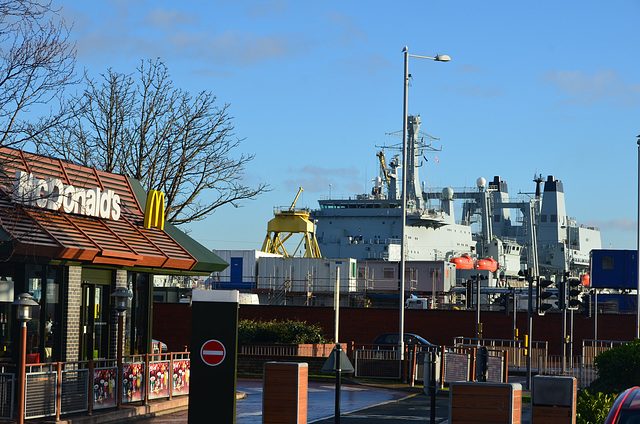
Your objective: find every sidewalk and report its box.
[33,397,190,424]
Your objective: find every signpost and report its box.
[188,290,239,423]
[322,344,354,424]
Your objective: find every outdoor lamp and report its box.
[111,287,132,316]
[13,292,38,424]
[12,293,38,322]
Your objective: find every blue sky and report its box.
[55,0,640,252]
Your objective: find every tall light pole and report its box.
[637,135,640,338]
[111,287,132,409]
[400,47,450,362]
[12,293,38,424]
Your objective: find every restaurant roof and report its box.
[0,147,227,274]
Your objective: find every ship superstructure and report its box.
[312,115,601,281]
[312,115,474,263]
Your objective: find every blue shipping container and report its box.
[591,249,638,289]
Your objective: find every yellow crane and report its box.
[261,188,322,258]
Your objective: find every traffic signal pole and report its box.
[527,271,533,390]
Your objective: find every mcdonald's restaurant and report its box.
[0,146,227,364]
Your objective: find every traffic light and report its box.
[568,278,582,310]
[582,293,592,318]
[497,292,513,316]
[537,278,554,315]
[497,293,507,315]
[465,280,473,309]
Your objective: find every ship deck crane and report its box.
[261,187,322,258]
[376,151,390,185]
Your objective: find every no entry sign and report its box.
[201,339,226,366]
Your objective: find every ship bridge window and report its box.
[551,215,557,222]
[494,215,501,222]
[602,257,614,270]
[541,215,547,223]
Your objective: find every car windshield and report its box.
[616,409,640,424]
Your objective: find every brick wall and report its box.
[152,303,637,356]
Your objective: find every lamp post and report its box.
[111,287,132,409]
[12,293,38,424]
[400,46,450,362]
[637,135,640,338]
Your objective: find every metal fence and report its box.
[353,349,401,379]
[0,368,15,420]
[453,337,548,371]
[581,339,629,365]
[539,355,598,389]
[0,352,190,421]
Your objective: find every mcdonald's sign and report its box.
[144,190,165,230]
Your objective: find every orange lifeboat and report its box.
[581,274,590,287]
[476,257,498,272]
[450,254,474,269]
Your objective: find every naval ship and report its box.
[311,115,601,281]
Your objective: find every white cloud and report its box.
[446,84,505,99]
[283,165,361,193]
[586,218,636,233]
[145,8,197,29]
[539,69,640,107]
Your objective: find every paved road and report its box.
[134,379,414,423]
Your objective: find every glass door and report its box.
[81,283,110,360]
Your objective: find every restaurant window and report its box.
[127,272,151,355]
[24,264,64,363]
[0,265,16,362]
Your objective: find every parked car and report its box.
[604,386,640,424]
[372,333,438,350]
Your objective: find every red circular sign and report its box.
[201,339,226,366]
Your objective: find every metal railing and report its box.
[539,355,598,389]
[239,343,334,357]
[354,349,401,380]
[581,339,629,365]
[0,352,190,421]
[453,337,548,371]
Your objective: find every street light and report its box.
[111,287,132,409]
[637,135,640,338]
[400,47,450,362]
[12,293,38,424]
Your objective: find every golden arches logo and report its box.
[144,190,165,230]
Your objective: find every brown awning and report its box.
[0,148,199,271]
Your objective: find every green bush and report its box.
[590,339,640,394]
[238,319,329,344]
[576,389,616,424]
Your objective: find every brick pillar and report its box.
[63,266,82,362]
[263,362,308,424]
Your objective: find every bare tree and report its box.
[35,59,269,226]
[0,0,77,146]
